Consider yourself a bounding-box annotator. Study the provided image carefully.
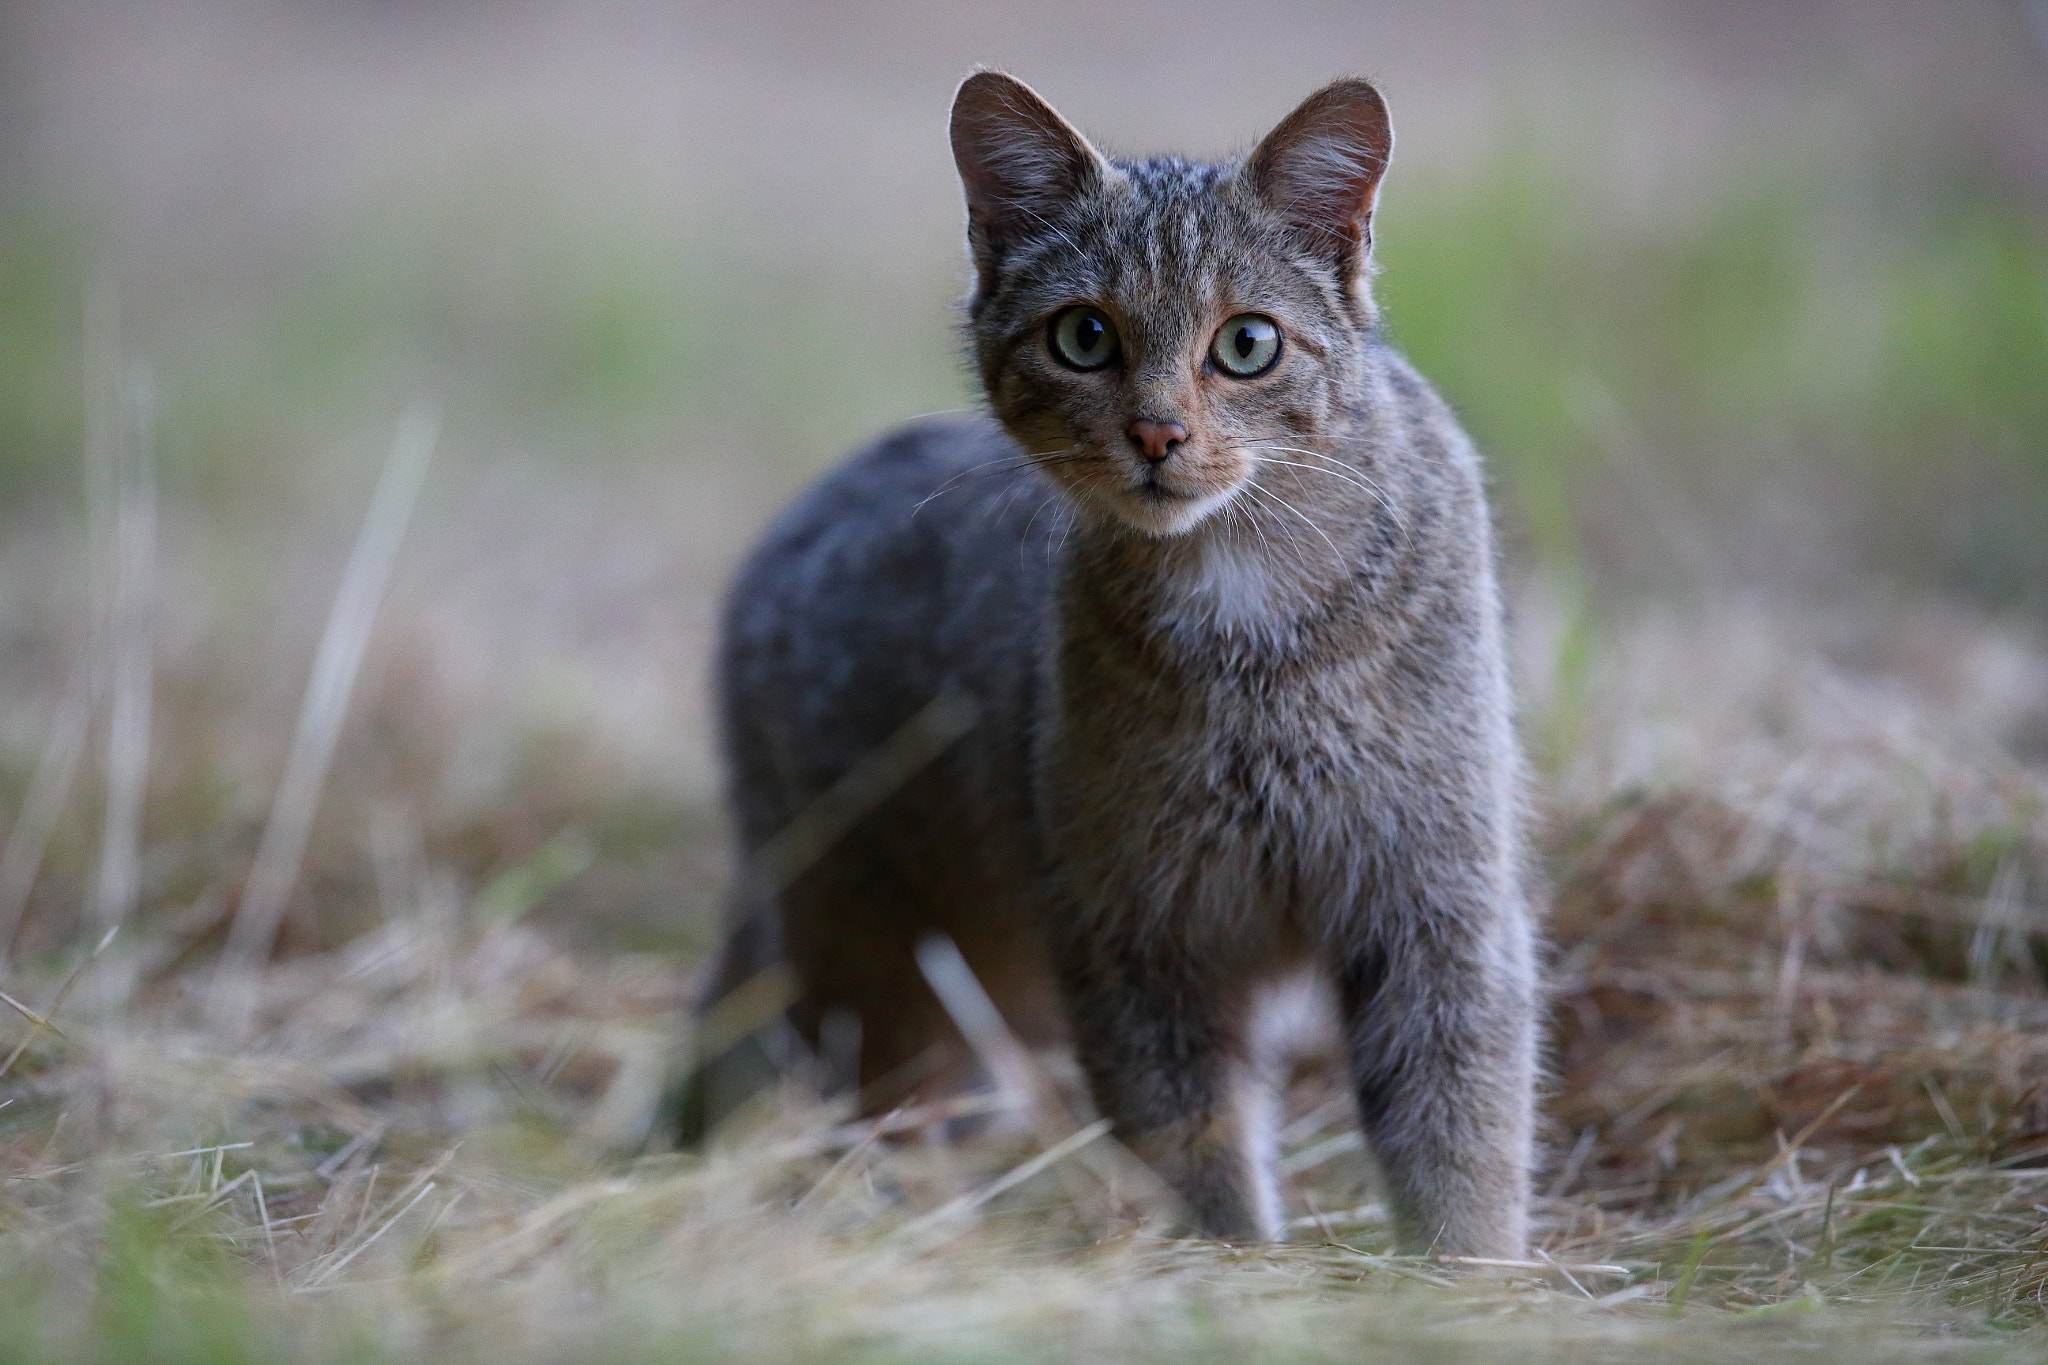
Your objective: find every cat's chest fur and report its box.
[1033,538,1409,932]
[1153,536,1294,645]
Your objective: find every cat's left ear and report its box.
[1246,79,1394,283]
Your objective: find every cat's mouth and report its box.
[1131,470,1211,514]
[1108,463,1244,536]
[1029,439,1245,535]
[1138,469,1187,499]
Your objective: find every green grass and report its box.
[1374,157,2048,604]
[0,212,86,501]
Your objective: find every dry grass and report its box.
[2,567,2046,1361]
[4,4,2045,1357]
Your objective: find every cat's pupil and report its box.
[1079,317,1103,351]
[1233,328,1254,359]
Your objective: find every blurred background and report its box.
[1,0,2045,969]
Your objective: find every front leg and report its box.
[1333,871,1537,1259]
[1053,930,1279,1242]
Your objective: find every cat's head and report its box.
[951,72,1392,537]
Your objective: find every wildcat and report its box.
[682,71,1538,1259]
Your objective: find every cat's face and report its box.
[952,74,1392,537]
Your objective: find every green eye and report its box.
[1049,306,1120,371]
[1211,314,1282,378]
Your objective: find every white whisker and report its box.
[1243,480,1343,564]
[911,450,1060,519]
[1237,482,1312,564]
[1235,442,1410,545]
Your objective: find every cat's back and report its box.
[719,414,1058,824]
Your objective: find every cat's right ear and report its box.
[950,72,1110,264]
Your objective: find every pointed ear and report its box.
[950,72,1110,255]
[1246,79,1393,278]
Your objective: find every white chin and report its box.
[1109,486,1240,537]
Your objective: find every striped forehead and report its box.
[1109,159,1235,285]
[996,157,1265,330]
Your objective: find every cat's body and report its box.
[686,74,1538,1258]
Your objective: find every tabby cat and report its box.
[684,71,1538,1259]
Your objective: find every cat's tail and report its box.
[666,883,804,1148]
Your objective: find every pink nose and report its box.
[1126,419,1188,463]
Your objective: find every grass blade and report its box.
[91,362,156,952]
[208,403,439,1036]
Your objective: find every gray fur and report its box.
[686,72,1538,1259]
